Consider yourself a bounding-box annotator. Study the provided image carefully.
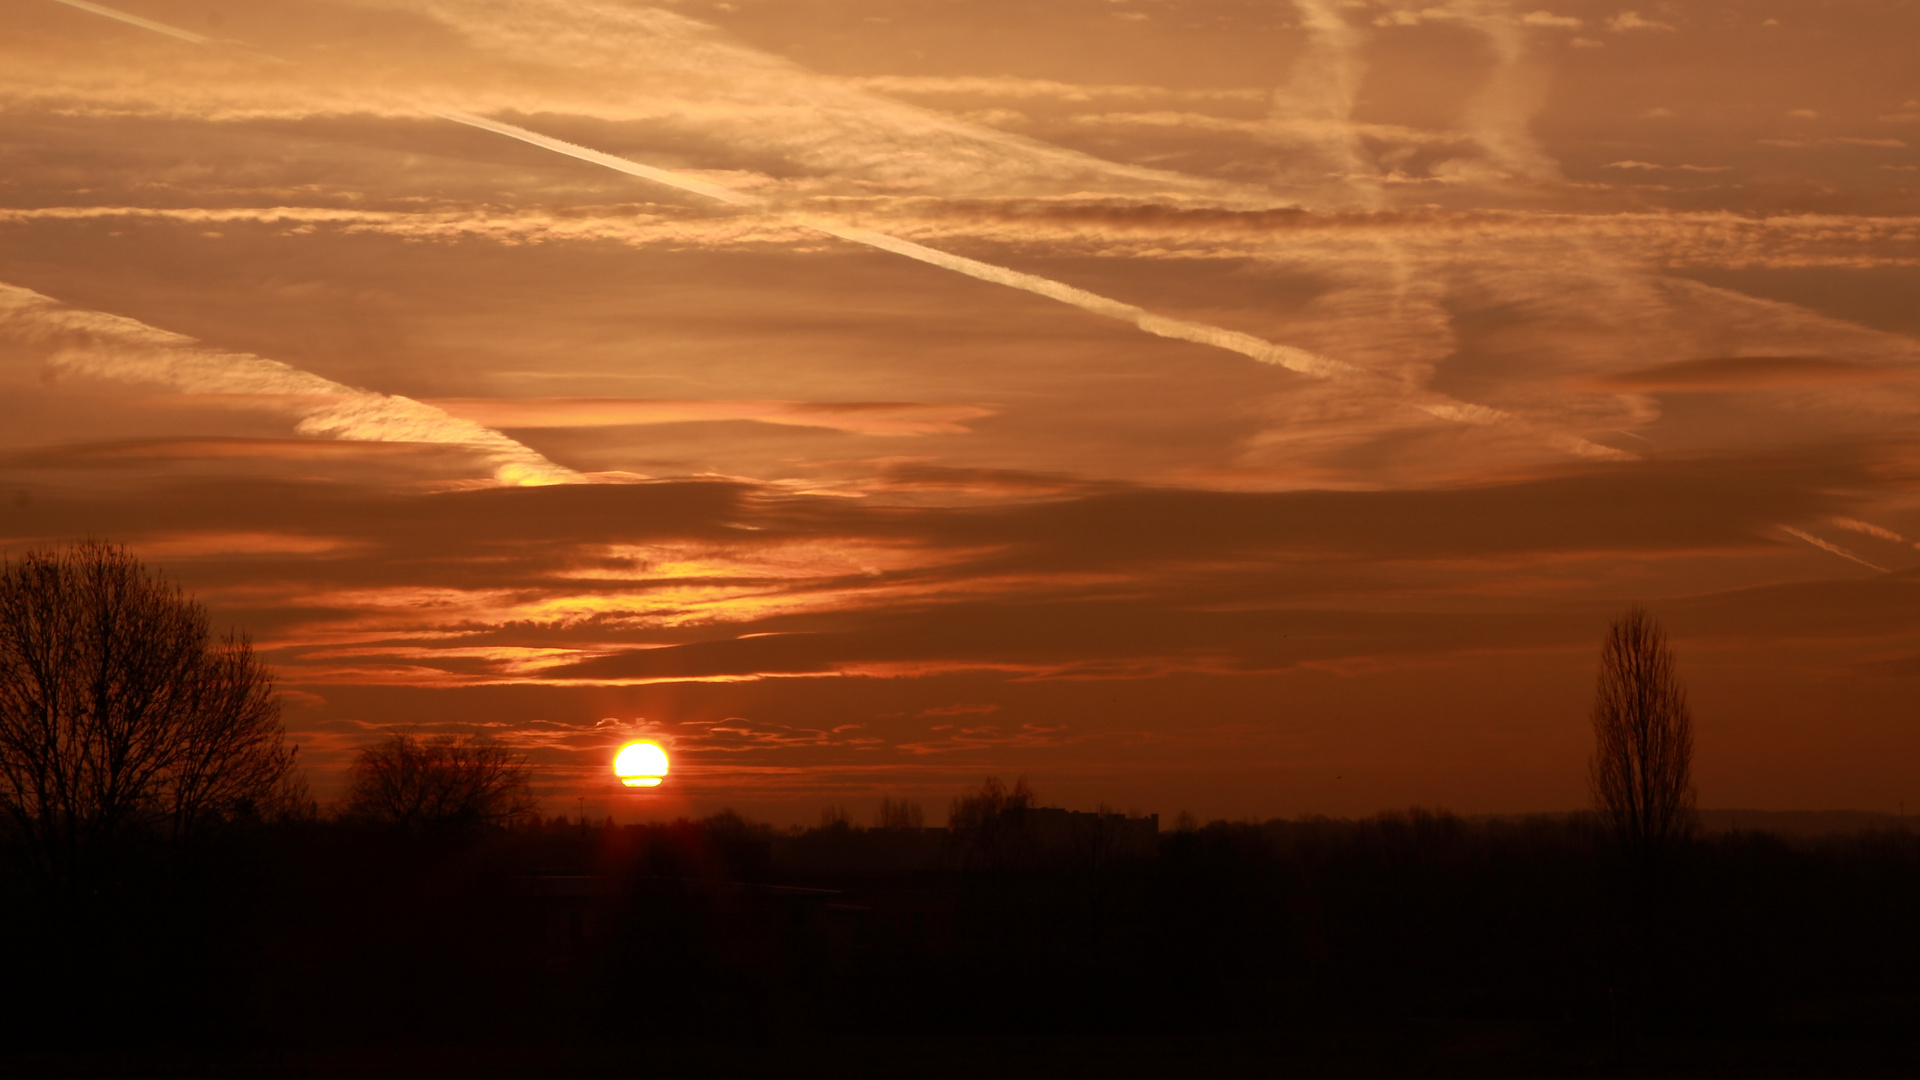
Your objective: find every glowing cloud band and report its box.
[45,0,1629,464]
[0,283,575,487]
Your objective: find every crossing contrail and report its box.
[41,0,1632,463]
[438,110,1627,460]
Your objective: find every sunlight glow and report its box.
[614,741,670,787]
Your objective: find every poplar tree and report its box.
[1589,606,1697,857]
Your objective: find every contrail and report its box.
[431,108,761,207]
[43,0,1631,462]
[439,110,1625,460]
[0,284,576,486]
[798,219,1342,381]
[47,0,209,43]
[1827,511,1920,545]
[1829,516,1916,548]
[804,219,1630,458]
[1779,526,1887,572]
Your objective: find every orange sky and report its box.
[1,0,1916,825]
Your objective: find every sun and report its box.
[613,741,669,787]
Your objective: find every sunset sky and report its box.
[2,0,1915,824]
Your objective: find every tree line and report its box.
[0,541,1702,874]
[2,541,1913,1071]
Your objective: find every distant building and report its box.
[1027,807,1159,858]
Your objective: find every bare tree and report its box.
[0,541,298,883]
[948,776,1037,868]
[345,733,535,833]
[875,797,924,831]
[1589,606,1696,856]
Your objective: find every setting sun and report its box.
[11,0,1920,1069]
[613,741,669,788]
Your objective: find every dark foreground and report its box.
[5,811,1920,1077]
[9,1030,1920,1080]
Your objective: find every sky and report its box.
[1,0,1916,825]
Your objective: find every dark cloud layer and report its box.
[1592,356,1911,392]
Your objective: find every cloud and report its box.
[426,398,996,436]
[1608,11,1675,32]
[1657,572,1920,642]
[916,703,1002,718]
[128,531,357,557]
[17,0,1920,813]
[870,465,1102,501]
[843,75,1267,105]
[1450,1,1565,183]
[27,0,1271,206]
[403,0,1270,204]
[1267,0,1374,195]
[1847,652,1920,679]
[139,97,1621,466]
[1829,517,1910,545]
[1381,6,1583,31]
[3,454,1867,683]
[7,203,1916,274]
[1584,356,1913,392]
[414,113,1419,413]
[1603,160,1731,173]
[0,203,821,251]
[0,89,1613,462]
[1064,110,1474,148]
[0,435,498,469]
[1758,137,1907,149]
[1372,7,1456,28]
[0,283,574,486]
[675,716,885,755]
[896,722,1073,755]
[793,221,1628,461]
[435,102,1511,423]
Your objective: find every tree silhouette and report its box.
[346,733,535,833]
[949,776,1037,868]
[1589,606,1696,857]
[818,804,857,832]
[0,540,297,885]
[875,796,924,830]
